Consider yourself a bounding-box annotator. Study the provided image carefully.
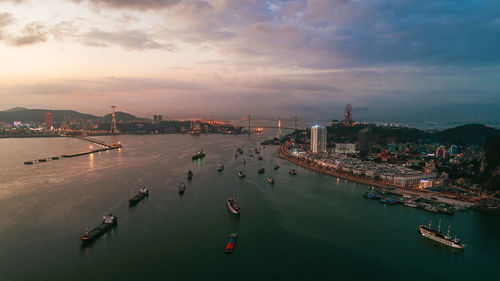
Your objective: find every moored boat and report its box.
[267,177,274,184]
[418,220,465,249]
[258,156,263,160]
[217,164,224,172]
[80,214,118,243]
[226,196,240,215]
[24,161,34,165]
[129,187,149,206]
[289,169,297,175]
[187,170,193,180]
[241,159,246,165]
[225,233,238,254]
[257,168,265,174]
[274,164,280,170]
[238,171,246,178]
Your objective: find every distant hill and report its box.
[436,124,500,145]
[481,136,500,190]
[0,108,141,123]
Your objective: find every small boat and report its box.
[404,202,418,208]
[289,169,297,175]
[187,170,193,180]
[225,233,238,254]
[249,154,254,157]
[51,156,60,160]
[238,171,246,178]
[226,196,240,215]
[129,187,149,206]
[258,156,263,160]
[267,177,274,184]
[38,159,47,162]
[24,161,34,165]
[241,159,246,165]
[192,150,205,160]
[274,164,280,170]
[80,214,118,243]
[234,154,238,158]
[257,168,265,174]
[236,147,243,155]
[178,183,185,195]
[217,164,224,172]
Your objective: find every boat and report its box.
[224,233,238,254]
[236,147,243,155]
[51,156,60,160]
[38,159,47,162]
[24,161,34,165]
[187,170,193,180]
[267,177,274,184]
[418,220,465,249]
[241,159,246,165]
[238,171,246,178]
[257,168,265,174]
[80,214,118,243]
[192,150,205,160]
[249,154,254,157]
[274,164,280,170]
[404,202,418,208]
[258,156,263,160]
[129,187,149,206]
[289,169,297,175]
[217,164,224,172]
[234,154,238,158]
[226,196,240,215]
[178,183,185,195]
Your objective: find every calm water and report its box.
[0,134,498,281]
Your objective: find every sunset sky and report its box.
[1,0,499,122]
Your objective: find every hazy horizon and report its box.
[1,0,499,123]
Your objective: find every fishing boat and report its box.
[179,183,186,195]
[187,170,193,180]
[192,150,205,160]
[217,164,224,172]
[226,196,240,215]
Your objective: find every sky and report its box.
[0,0,499,123]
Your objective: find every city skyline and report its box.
[1,0,499,122]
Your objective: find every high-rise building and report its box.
[344,104,352,123]
[158,115,163,122]
[310,125,327,153]
[44,112,53,129]
[358,128,370,154]
[436,146,447,159]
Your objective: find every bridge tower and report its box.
[111,105,117,134]
[277,118,282,139]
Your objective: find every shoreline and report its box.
[277,143,475,208]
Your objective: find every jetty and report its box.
[24,136,121,164]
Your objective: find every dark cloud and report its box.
[70,0,181,10]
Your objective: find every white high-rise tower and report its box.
[311,125,327,153]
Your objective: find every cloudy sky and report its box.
[0,0,499,123]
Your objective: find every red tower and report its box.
[44,112,53,129]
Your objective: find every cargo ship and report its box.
[129,187,149,206]
[80,214,118,243]
[238,171,246,178]
[418,220,465,249]
[267,177,274,184]
[257,168,265,174]
[217,164,224,172]
[226,196,240,215]
[179,183,185,195]
[192,150,205,160]
[224,233,238,254]
[187,170,193,180]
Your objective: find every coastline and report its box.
[277,142,475,208]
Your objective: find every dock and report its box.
[24,136,121,164]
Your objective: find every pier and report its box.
[24,137,121,164]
